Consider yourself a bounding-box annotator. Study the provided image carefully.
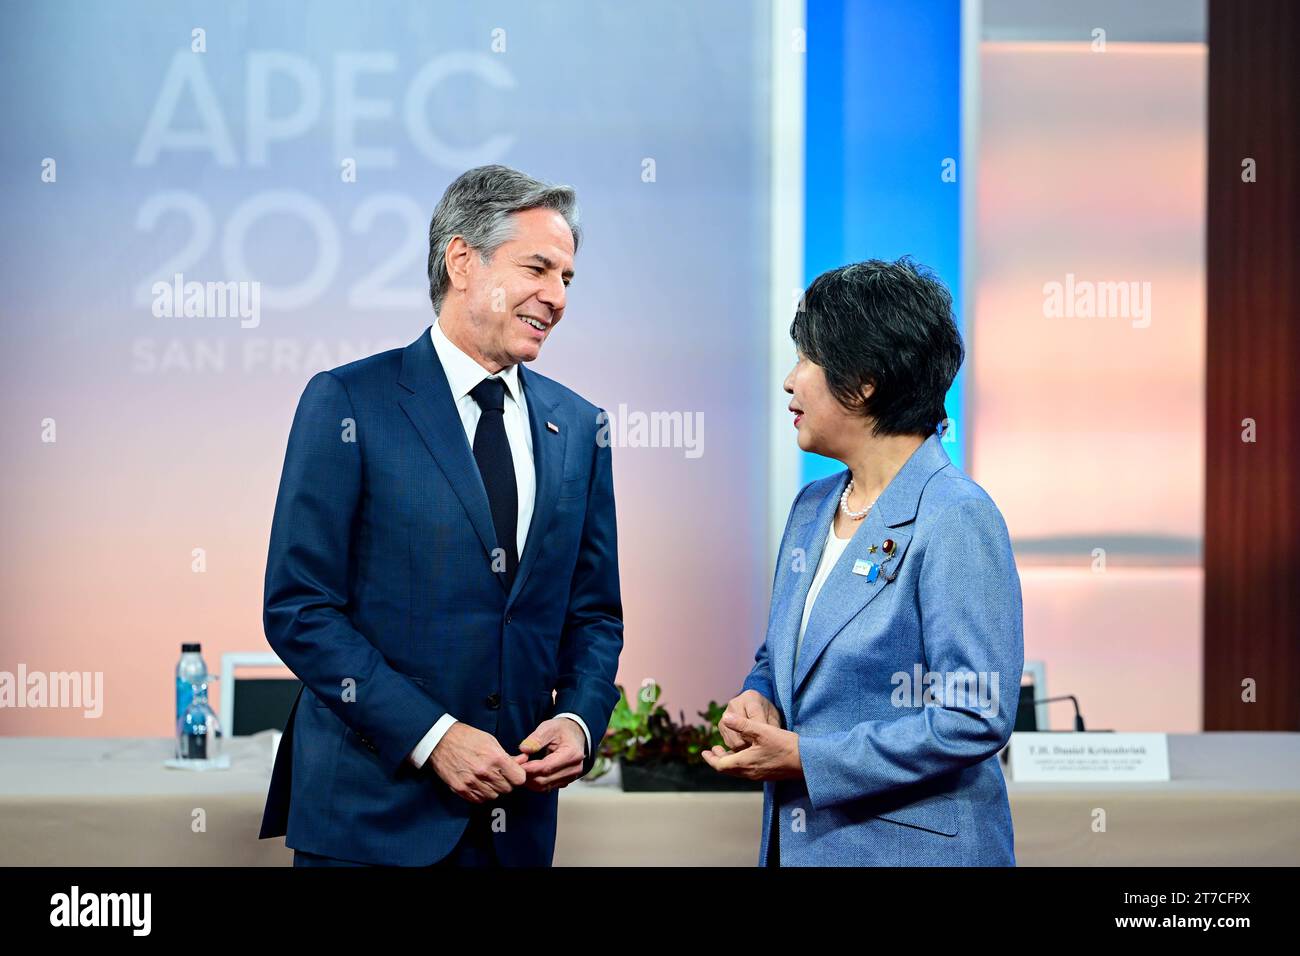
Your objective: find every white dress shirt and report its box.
[407,318,591,769]
[794,518,855,669]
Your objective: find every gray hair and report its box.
[426,164,582,313]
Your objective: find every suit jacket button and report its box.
[485,693,501,709]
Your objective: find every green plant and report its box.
[587,681,729,781]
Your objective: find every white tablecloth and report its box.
[1,733,1296,865]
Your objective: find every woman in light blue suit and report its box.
[703,257,1023,866]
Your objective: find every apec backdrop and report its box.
[0,0,774,735]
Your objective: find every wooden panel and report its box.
[1204,0,1300,730]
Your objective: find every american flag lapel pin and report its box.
[546,421,560,433]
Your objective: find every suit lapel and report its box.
[773,472,846,721]
[791,518,914,699]
[788,434,955,702]
[396,327,502,583]
[508,364,565,606]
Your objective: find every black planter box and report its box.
[619,757,763,792]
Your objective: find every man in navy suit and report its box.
[258,165,624,866]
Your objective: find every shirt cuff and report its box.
[408,713,459,768]
[556,712,591,757]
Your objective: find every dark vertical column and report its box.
[1205,0,1300,730]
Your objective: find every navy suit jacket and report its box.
[743,434,1023,866]
[258,326,623,866]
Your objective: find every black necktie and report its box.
[469,377,518,590]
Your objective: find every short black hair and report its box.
[790,256,964,437]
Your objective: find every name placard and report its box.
[1008,732,1170,782]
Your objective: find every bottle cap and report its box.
[182,643,201,652]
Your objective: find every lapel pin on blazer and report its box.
[877,539,900,582]
[855,539,900,585]
[546,421,559,433]
[852,558,880,582]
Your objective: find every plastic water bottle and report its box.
[176,678,222,761]
[175,643,207,723]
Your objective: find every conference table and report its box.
[1,733,1296,866]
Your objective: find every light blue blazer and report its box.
[742,433,1023,866]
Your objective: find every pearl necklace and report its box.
[839,479,875,520]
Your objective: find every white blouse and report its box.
[795,518,857,668]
